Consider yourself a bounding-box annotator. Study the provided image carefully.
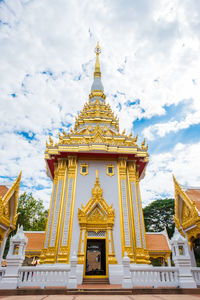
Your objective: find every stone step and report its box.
[2,287,200,295]
[82,278,110,285]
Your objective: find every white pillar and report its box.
[167,256,171,267]
[122,252,132,288]
[170,228,196,288]
[0,226,28,289]
[68,251,77,289]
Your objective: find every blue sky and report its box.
[0,0,200,207]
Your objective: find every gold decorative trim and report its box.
[55,159,67,260]
[40,167,58,264]
[117,158,134,262]
[58,156,78,264]
[126,160,150,264]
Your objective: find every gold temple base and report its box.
[134,249,150,264]
[108,254,118,264]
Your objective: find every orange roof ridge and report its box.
[146,232,171,252]
[0,185,9,198]
[24,231,45,233]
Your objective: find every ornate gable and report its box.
[87,206,106,223]
[173,175,200,243]
[0,172,21,230]
[78,170,115,229]
[0,172,21,258]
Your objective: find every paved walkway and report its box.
[0,296,200,300]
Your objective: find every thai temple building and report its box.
[0,172,21,262]
[1,44,200,290]
[23,43,172,282]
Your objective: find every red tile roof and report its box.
[146,233,170,252]
[185,189,200,211]
[0,185,8,198]
[24,231,170,256]
[24,232,45,251]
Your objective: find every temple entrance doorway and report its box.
[193,237,200,267]
[85,239,106,277]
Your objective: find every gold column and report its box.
[117,157,134,262]
[127,160,150,264]
[40,164,59,263]
[108,228,118,264]
[58,156,77,263]
[41,160,67,264]
[55,159,68,260]
[77,227,86,264]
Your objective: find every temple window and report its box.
[179,245,184,255]
[107,165,114,177]
[80,163,88,176]
[13,245,19,255]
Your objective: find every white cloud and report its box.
[143,109,200,140]
[0,0,200,207]
[141,141,200,206]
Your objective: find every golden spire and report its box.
[94,42,101,78]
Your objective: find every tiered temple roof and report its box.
[45,43,149,180]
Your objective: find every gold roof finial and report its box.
[94,42,101,78]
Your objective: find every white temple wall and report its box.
[70,159,122,264]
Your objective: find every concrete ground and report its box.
[0,296,200,300]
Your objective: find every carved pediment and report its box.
[182,202,191,223]
[78,170,115,226]
[87,206,106,223]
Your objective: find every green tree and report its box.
[17,192,48,231]
[3,192,48,258]
[143,198,175,238]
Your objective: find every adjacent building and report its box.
[0,172,22,262]
[173,175,200,266]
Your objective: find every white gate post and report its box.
[170,227,196,288]
[0,225,28,289]
[122,252,132,288]
[68,251,77,289]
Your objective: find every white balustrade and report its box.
[130,266,179,288]
[191,268,200,286]
[18,265,70,288]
